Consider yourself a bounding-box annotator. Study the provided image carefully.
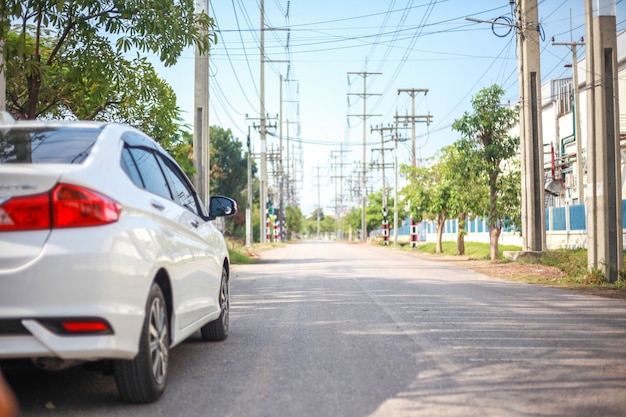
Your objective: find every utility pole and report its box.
[314,165,322,238]
[285,120,300,206]
[517,0,546,253]
[278,74,285,242]
[394,111,433,166]
[259,0,268,243]
[371,124,394,246]
[584,0,622,282]
[331,145,349,239]
[348,71,381,242]
[246,125,253,247]
[0,24,5,112]
[393,113,401,246]
[397,88,429,166]
[394,109,432,245]
[370,124,394,206]
[193,0,210,207]
[552,15,585,204]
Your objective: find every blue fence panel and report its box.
[418,222,427,241]
[545,208,550,231]
[552,207,566,231]
[569,204,586,230]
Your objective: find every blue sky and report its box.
[155,0,625,216]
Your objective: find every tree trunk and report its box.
[457,213,466,255]
[488,171,500,260]
[489,224,501,260]
[436,214,445,254]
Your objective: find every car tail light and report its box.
[0,183,121,231]
[39,318,113,335]
[52,184,121,228]
[0,192,51,231]
[60,321,111,333]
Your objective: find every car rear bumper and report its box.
[0,313,143,361]
[0,227,156,361]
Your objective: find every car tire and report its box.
[200,267,229,341]
[114,283,169,403]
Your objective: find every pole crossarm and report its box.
[394,114,433,124]
[397,88,431,167]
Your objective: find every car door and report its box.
[155,153,224,328]
[121,141,221,330]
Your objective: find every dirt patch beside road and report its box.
[385,247,626,301]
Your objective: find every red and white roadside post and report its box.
[410,218,418,248]
[382,207,389,246]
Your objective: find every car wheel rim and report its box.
[221,271,229,331]
[149,297,168,385]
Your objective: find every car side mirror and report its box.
[208,195,237,219]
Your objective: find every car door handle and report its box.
[151,200,165,211]
[190,220,199,228]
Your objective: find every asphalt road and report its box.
[4,240,626,417]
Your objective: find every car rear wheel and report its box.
[200,267,229,341]
[114,283,169,403]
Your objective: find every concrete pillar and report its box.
[585,0,623,282]
[517,0,546,252]
[0,36,5,112]
[194,0,210,206]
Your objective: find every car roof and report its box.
[2,119,108,129]
[0,113,174,163]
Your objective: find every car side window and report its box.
[126,147,172,201]
[121,147,145,189]
[158,154,200,216]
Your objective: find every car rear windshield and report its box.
[0,127,101,164]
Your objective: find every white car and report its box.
[0,112,237,403]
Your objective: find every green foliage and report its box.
[208,126,252,238]
[539,248,588,276]
[162,129,195,178]
[412,241,522,259]
[496,158,522,232]
[305,208,336,235]
[583,268,605,285]
[452,85,520,227]
[400,160,452,252]
[228,247,256,265]
[365,191,406,233]
[3,0,215,127]
[342,207,362,235]
[452,84,520,259]
[209,126,249,198]
[285,205,305,236]
[438,145,488,220]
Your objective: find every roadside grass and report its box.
[228,247,256,264]
[408,241,626,288]
[410,241,522,260]
[227,239,286,265]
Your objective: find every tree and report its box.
[363,190,408,242]
[365,191,386,234]
[285,205,304,239]
[452,85,519,260]
[438,145,488,255]
[401,162,452,254]
[342,207,362,240]
[164,129,195,179]
[307,207,324,236]
[209,126,252,238]
[2,0,214,140]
